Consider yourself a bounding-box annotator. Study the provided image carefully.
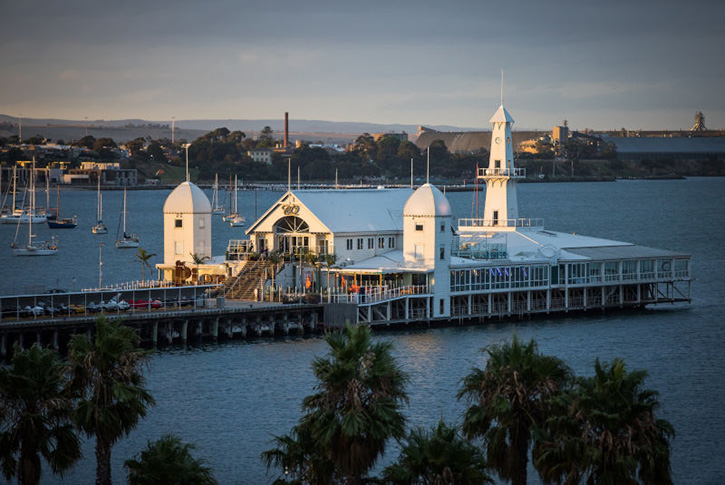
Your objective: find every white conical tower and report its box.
[480,104,524,228]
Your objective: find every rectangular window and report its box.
[439,246,445,260]
[439,299,444,314]
[175,218,183,228]
[357,238,363,250]
[440,224,445,232]
[414,245,423,259]
[346,239,353,250]
[378,237,384,249]
[199,217,205,229]
[493,210,499,223]
[415,223,423,231]
[367,238,374,249]
[495,159,501,169]
[174,241,183,255]
[388,237,395,248]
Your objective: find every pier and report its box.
[0,286,326,359]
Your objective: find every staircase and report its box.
[224,259,273,300]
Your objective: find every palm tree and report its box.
[457,335,571,485]
[383,419,492,484]
[261,421,336,484]
[125,433,217,485]
[190,252,210,285]
[267,251,282,302]
[133,248,157,284]
[533,358,674,484]
[67,316,155,485]
[0,344,81,485]
[322,253,337,300]
[305,323,408,483]
[269,323,408,484]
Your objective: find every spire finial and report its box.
[500,69,504,106]
[426,147,430,184]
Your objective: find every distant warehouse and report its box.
[605,136,725,161]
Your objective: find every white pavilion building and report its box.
[156,101,692,326]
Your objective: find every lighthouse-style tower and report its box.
[480,104,525,227]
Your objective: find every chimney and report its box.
[284,112,289,148]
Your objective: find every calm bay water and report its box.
[1,178,723,484]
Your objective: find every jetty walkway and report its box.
[0,286,358,359]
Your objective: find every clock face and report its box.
[495,137,501,144]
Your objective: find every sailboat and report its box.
[115,187,139,248]
[1,164,46,225]
[47,184,78,228]
[92,177,108,234]
[211,173,225,214]
[11,161,58,256]
[226,175,245,227]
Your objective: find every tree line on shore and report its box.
[4,126,724,183]
[0,317,673,484]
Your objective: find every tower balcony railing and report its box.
[477,167,526,178]
[458,218,545,230]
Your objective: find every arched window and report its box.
[274,216,309,234]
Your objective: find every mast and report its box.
[29,160,35,245]
[122,187,127,235]
[97,177,102,221]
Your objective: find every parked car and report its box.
[128,299,162,309]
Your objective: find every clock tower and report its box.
[481,104,524,227]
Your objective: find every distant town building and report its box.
[372,132,409,143]
[248,148,274,164]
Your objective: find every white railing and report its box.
[328,285,429,304]
[477,167,526,178]
[458,218,544,229]
[82,280,183,292]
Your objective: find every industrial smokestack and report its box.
[284,112,289,148]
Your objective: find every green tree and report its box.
[76,135,96,149]
[190,252,210,284]
[125,433,217,485]
[458,335,571,485]
[301,323,408,483]
[264,324,408,484]
[133,248,157,284]
[533,358,674,485]
[352,133,378,162]
[147,142,167,163]
[261,421,336,484]
[383,419,492,484]
[68,316,155,485]
[0,344,81,485]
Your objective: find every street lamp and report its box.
[99,243,105,288]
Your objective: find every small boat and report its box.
[92,177,108,234]
[225,175,245,227]
[116,187,139,248]
[11,161,58,256]
[47,184,77,229]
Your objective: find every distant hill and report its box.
[0,114,481,144]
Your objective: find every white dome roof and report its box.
[403,183,451,217]
[163,182,212,214]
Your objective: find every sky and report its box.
[1,0,723,131]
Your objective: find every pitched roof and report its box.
[296,189,412,233]
[246,188,414,235]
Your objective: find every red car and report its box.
[128,299,162,309]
